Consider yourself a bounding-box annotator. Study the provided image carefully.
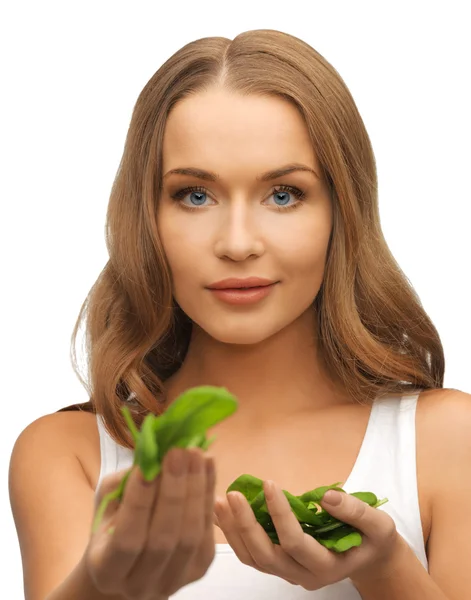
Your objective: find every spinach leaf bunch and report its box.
[227,474,389,553]
[92,385,238,533]
[93,384,388,554]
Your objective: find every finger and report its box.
[227,490,310,584]
[203,455,217,531]
[264,481,338,574]
[183,455,218,584]
[216,493,297,582]
[317,491,399,581]
[98,464,160,579]
[160,449,208,590]
[214,495,262,570]
[128,448,190,586]
[152,453,217,594]
[94,467,133,503]
[319,490,396,541]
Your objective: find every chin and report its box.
[199,319,286,346]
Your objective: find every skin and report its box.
[158,86,348,418]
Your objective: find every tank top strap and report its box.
[350,391,428,570]
[95,413,134,495]
[95,414,115,496]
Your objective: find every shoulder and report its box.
[415,387,471,511]
[414,388,471,592]
[10,409,101,490]
[416,387,471,439]
[416,387,471,466]
[8,411,104,599]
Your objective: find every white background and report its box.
[1,1,469,597]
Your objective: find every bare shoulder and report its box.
[415,387,471,545]
[11,409,101,488]
[8,410,103,600]
[415,388,471,594]
[416,386,471,479]
[416,386,471,438]
[59,410,102,490]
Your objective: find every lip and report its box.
[206,277,277,290]
[208,285,276,305]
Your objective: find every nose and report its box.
[214,200,264,261]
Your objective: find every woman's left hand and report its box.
[213,481,408,591]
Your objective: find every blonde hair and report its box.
[67,29,445,449]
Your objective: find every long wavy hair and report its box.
[63,29,446,449]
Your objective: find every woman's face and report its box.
[157,87,333,345]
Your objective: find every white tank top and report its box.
[95,392,428,599]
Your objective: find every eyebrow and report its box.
[163,163,320,182]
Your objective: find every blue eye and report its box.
[170,184,306,212]
[270,188,302,206]
[187,190,207,206]
[170,185,211,207]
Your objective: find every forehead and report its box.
[161,88,319,176]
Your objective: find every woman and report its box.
[9,29,470,599]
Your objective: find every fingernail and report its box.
[169,449,188,476]
[227,492,243,511]
[322,491,342,506]
[205,457,215,476]
[188,450,203,474]
[264,480,275,501]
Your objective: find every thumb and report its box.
[94,466,134,509]
[319,490,394,540]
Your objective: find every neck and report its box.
[163,308,350,420]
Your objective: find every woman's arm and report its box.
[420,390,471,598]
[45,557,168,600]
[45,556,127,600]
[353,389,471,599]
[8,412,129,600]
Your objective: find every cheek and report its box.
[159,243,213,311]
[158,211,205,277]
[277,219,331,278]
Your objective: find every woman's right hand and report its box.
[84,447,216,599]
